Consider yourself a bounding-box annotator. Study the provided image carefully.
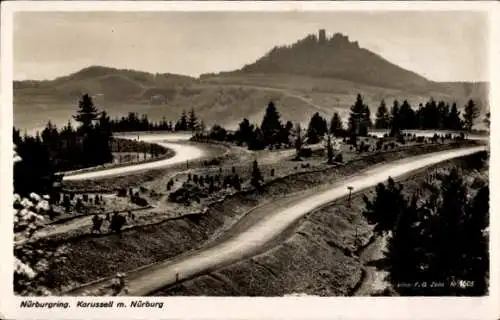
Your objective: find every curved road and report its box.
[66,145,486,296]
[62,133,206,181]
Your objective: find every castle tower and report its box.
[318,29,326,44]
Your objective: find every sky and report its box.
[13,11,489,82]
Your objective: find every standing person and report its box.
[111,272,128,296]
[127,210,135,222]
[110,212,126,235]
[92,214,103,234]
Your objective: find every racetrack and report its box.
[65,145,486,296]
[62,133,206,181]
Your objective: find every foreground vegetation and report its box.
[364,152,489,295]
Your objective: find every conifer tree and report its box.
[236,118,254,146]
[73,94,99,133]
[447,103,463,130]
[389,100,401,137]
[362,177,407,235]
[348,94,370,136]
[375,100,390,129]
[250,160,263,189]
[307,112,327,144]
[188,108,198,131]
[463,99,479,131]
[325,134,334,164]
[329,112,343,136]
[294,123,303,160]
[260,101,282,145]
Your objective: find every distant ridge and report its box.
[14,31,488,132]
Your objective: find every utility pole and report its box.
[347,186,354,207]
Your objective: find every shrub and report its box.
[205,158,221,166]
[298,148,313,158]
[166,179,174,191]
[334,153,343,163]
[168,184,203,205]
[131,195,148,207]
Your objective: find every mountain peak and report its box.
[232,29,429,90]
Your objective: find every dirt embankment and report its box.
[36,141,478,293]
[153,153,487,296]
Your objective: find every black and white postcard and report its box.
[1,1,498,319]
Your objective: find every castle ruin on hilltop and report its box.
[317,29,359,48]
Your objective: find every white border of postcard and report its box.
[1,1,499,319]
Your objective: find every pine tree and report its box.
[329,112,343,136]
[247,127,266,150]
[177,110,188,131]
[236,118,254,146]
[447,103,463,130]
[429,168,469,290]
[348,94,370,136]
[188,108,198,131]
[389,100,401,137]
[463,100,479,131]
[260,101,282,145]
[250,160,263,189]
[375,100,390,129]
[437,101,450,130]
[363,177,407,235]
[399,100,416,130]
[73,94,99,133]
[387,194,426,294]
[280,121,294,146]
[325,134,334,164]
[294,123,303,160]
[307,112,327,144]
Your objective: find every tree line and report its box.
[363,152,489,295]
[109,108,204,133]
[14,94,113,196]
[197,94,482,152]
[373,97,480,132]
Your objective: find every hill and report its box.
[14,31,489,133]
[221,31,430,90]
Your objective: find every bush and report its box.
[334,153,343,163]
[204,158,221,166]
[298,148,313,158]
[168,184,203,205]
[166,179,174,191]
[131,195,148,207]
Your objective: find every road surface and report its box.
[62,133,206,181]
[66,145,486,296]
